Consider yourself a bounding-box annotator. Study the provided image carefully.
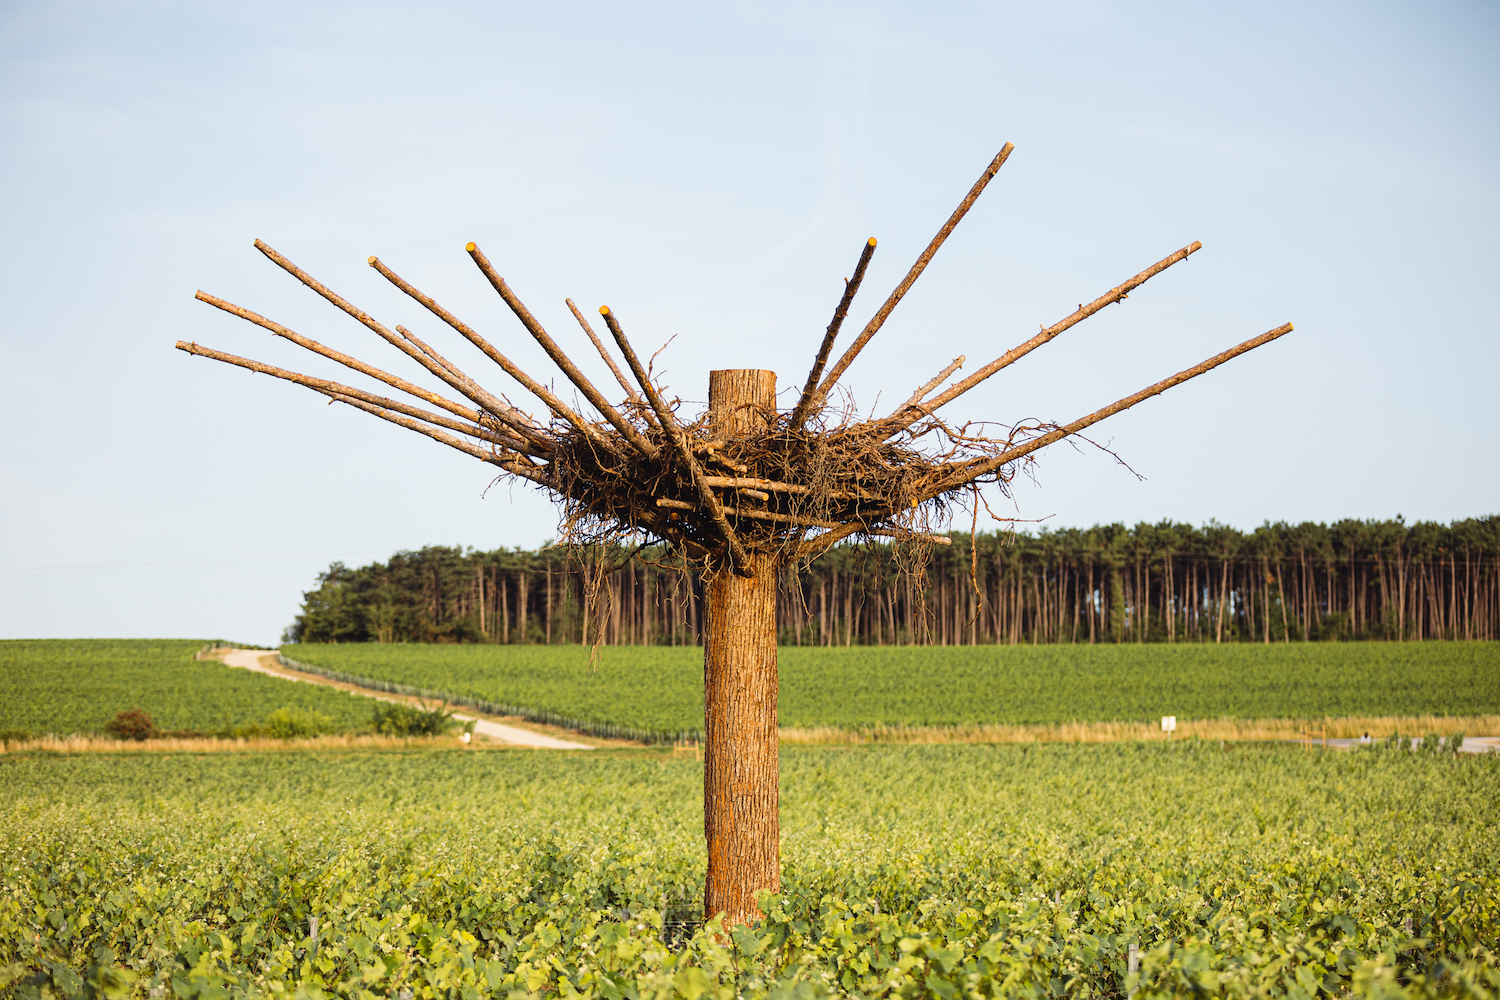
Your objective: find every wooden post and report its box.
[703,369,780,926]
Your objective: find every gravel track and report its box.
[220,649,592,749]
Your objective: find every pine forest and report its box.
[286,515,1500,646]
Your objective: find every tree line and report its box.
[284,516,1500,645]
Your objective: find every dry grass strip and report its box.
[0,733,472,754]
[8,716,1496,753]
[779,715,1500,745]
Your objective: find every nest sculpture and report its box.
[177,142,1291,923]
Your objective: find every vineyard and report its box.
[8,638,1495,745]
[281,640,1500,742]
[0,640,373,739]
[2,743,1496,998]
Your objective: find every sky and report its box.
[1,0,1496,645]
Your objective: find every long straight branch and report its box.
[316,389,539,461]
[394,323,466,382]
[788,237,877,430]
[252,241,543,446]
[365,254,619,456]
[882,241,1204,435]
[799,321,1292,558]
[933,322,1294,495]
[565,297,655,425]
[466,243,657,458]
[809,143,1015,412]
[325,392,555,487]
[192,291,547,443]
[388,323,553,450]
[599,305,754,576]
[883,355,965,421]
[174,340,544,456]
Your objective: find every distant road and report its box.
[220,649,593,750]
[1316,734,1499,754]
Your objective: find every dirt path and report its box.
[1315,735,1499,754]
[217,650,1499,754]
[221,650,593,750]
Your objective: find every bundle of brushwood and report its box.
[177,141,1291,924]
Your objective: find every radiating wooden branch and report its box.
[788,237,877,430]
[319,391,541,465]
[654,499,950,545]
[566,297,654,424]
[884,355,964,421]
[365,254,617,456]
[796,321,1294,559]
[466,243,658,459]
[932,322,1295,495]
[386,320,552,448]
[882,241,1204,435]
[384,318,550,448]
[255,242,517,416]
[808,143,1015,414]
[174,340,544,456]
[192,290,529,434]
[393,323,467,382]
[389,320,503,409]
[600,305,755,576]
[325,392,555,487]
[250,240,553,454]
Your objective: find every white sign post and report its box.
[1161,716,1177,740]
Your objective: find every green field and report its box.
[281,641,1500,737]
[0,639,375,738]
[2,743,1496,998]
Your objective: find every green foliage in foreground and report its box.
[282,641,1500,736]
[0,640,374,738]
[2,743,1497,998]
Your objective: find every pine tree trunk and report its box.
[702,369,780,926]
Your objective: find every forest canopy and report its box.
[284,516,1500,647]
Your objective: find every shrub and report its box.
[371,701,453,736]
[262,706,335,739]
[104,708,157,741]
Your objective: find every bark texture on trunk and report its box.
[703,369,780,926]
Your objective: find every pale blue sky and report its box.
[2,1,1496,644]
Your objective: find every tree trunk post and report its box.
[703,368,780,926]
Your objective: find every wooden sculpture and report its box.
[177,142,1291,924]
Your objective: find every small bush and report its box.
[1451,732,1465,753]
[371,701,453,737]
[263,706,335,739]
[105,708,157,741]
